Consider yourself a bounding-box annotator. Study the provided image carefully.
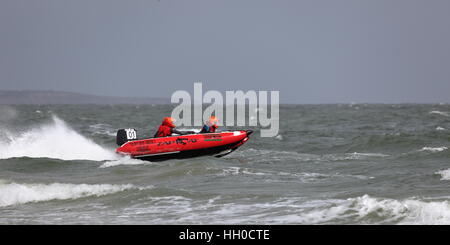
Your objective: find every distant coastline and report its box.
[0,90,170,105]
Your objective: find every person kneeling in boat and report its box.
[200,116,219,133]
[154,117,194,137]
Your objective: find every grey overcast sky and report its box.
[1,0,449,103]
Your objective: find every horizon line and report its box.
[0,89,448,105]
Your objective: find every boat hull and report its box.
[116,130,252,161]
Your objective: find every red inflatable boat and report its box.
[115,129,253,161]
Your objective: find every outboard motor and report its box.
[116,128,138,146]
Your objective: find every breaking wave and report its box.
[419,146,448,153]
[0,180,137,207]
[429,111,449,117]
[0,116,117,161]
[436,169,450,180]
[231,195,450,225]
[315,195,450,225]
[117,194,450,224]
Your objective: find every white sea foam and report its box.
[349,195,450,225]
[420,146,448,153]
[0,181,136,207]
[218,167,268,176]
[275,134,283,140]
[430,111,449,117]
[276,195,450,225]
[348,152,389,157]
[436,169,450,180]
[0,116,118,161]
[217,195,450,224]
[100,156,150,168]
[101,193,450,225]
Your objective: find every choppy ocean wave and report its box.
[84,194,450,225]
[227,148,389,163]
[0,180,139,207]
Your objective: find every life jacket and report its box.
[154,118,175,137]
[207,116,218,133]
[200,124,218,133]
[210,124,218,132]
